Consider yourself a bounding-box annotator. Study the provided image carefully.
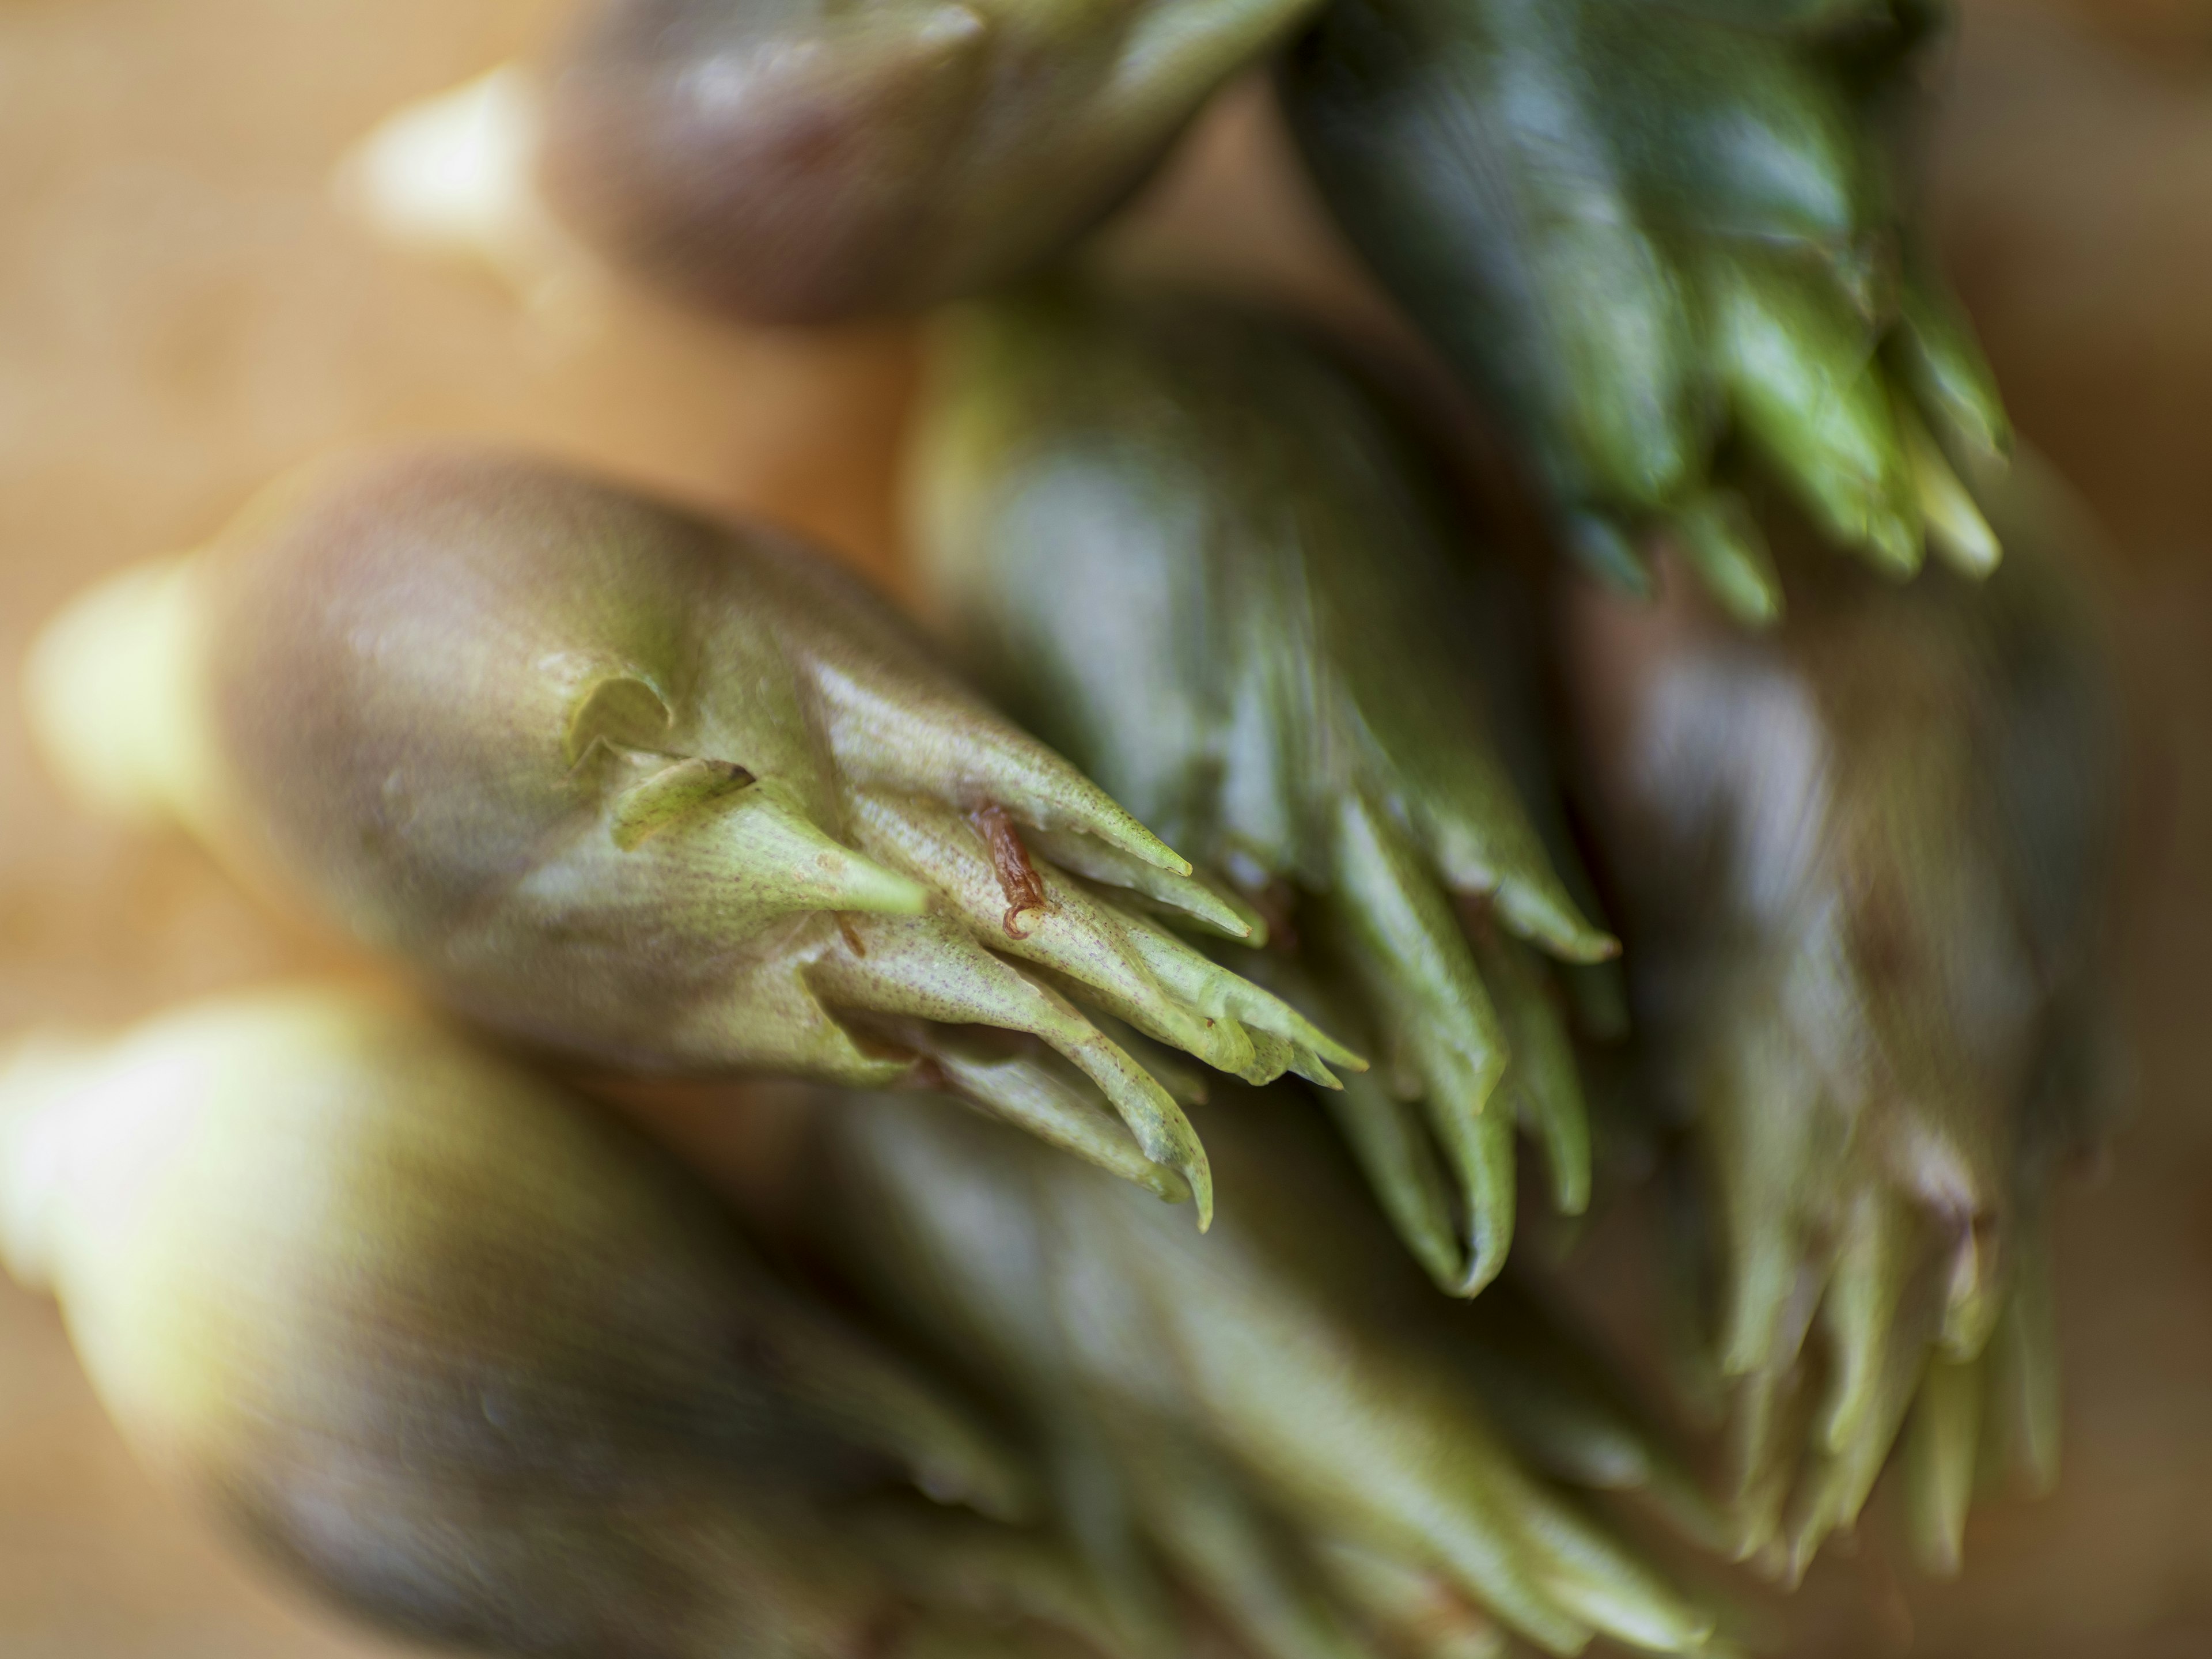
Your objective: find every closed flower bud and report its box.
[1281,0,2008,619]
[0,987,1112,1659]
[540,0,1324,322]
[24,447,1365,1226]
[912,286,1616,1297]
[728,1082,1725,1659]
[1560,479,2120,1578]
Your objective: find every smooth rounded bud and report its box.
[0,987,1059,1657]
[540,0,1325,321]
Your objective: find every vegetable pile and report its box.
[11,2,2123,1656]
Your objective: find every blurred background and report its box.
[1,1,2209,1654]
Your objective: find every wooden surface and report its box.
[1,1,2209,1654]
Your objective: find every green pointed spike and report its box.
[1815,1185,1921,1457]
[1080,1012,1214,1110]
[1897,270,2014,465]
[677,776,935,917]
[1674,491,1785,628]
[1109,910,1364,1078]
[1706,251,1923,575]
[849,788,1361,1087]
[1029,824,1262,940]
[1982,1210,2063,1497]
[1430,1078,1518,1300]
[1135,1449,1373,1659]
[1901,1353,1984,1579]
[1322,796,1518,1293]
[1783,1320,1934,1580]
[1728,1363,1811,1563]
[812,912,1213,1227]
[1518,1499,1719,1657]
[1897,396,2003,577]
[1467,925,1592,1218]
[904,1024,1194,1205]
[1708,1021,1825,1381]
[849,787,1251,1076]
[1322,1067,1467,1296]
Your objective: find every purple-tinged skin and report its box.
[1562,493,2118,1576]
[540,0,1325,322]
[25,447,1367,1226]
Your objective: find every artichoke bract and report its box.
[912,287,1618,1296]
[0,987,1120,1659]
[711,1082,1725,1659]
[1560,488,2118,1578]
[23,448,1364,1225]
[1281,0,2008,621]
[540,0,1322,323]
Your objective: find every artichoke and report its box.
[1280,0,2009,620]
[709,1078,1726,1659]
[22,447,1365,1224]
[1559,487,2118,1577]
[0,986,1120,1658]
[540,0,1323,323]
[913,286,1617,1296]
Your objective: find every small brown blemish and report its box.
[969,802,1049,940]
[836,914,867,956]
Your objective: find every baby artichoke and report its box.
[1281,0,2008,619]
[540,0,1323,322]
[23,447,1363,1224]
[913,286,1616,1296]
[0,987,1115,1658]
[730,1080,1725,1659]
[1560,490,2118,1577]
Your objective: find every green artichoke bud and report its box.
[1280,0,2008,620]
[1560,482,2118,1578]
[734,1081,1725,1659]
[540,0,1323,323]
[23,448,1364,1226]
[912,286,1617,1297]
[0,986,1119,1658]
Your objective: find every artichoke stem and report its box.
[0,1036,102,1293]
[22,558,213,828]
